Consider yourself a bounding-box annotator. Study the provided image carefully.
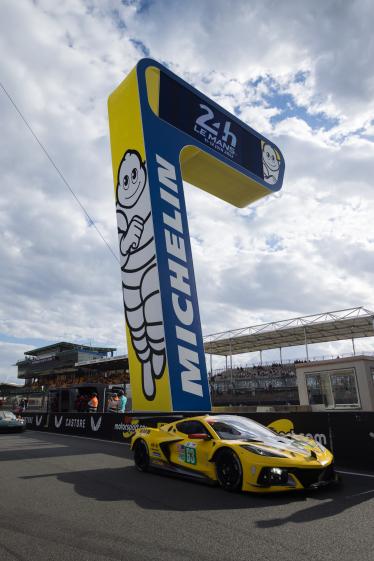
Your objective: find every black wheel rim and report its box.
[135,441,148,469]
[217,453,241,488]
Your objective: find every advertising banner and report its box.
[49,413,105,436]
[248,412,332,450]
[23,413,49,430]
[329,412,374,468]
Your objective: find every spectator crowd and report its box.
[210,362,298,396]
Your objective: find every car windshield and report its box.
[0,411,16,420]
[206,415,277,441]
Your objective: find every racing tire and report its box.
[133,439,150,472]
[215,449,243,492]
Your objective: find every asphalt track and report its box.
[1,431,373,561]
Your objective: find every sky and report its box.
[1,0,374,383]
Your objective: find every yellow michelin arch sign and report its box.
[108,59,284,412]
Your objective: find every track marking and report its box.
[337,469,374,478]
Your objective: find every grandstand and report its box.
[16,342,125,389]
[11,307,374,411]
[204,307,374,409]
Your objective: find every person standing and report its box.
[107,393,119,413]
[19,399,26,414]
[88,393,98,413]
[117,390,127,413]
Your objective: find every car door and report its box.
[168,420,215,475]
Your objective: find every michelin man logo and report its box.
[262,142,280,185]
[116,149,166,400]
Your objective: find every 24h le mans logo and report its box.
[194,104,237,159]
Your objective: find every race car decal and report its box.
[177,442,197,465]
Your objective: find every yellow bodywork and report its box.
[131,415,336,493]
[108,66,173,412]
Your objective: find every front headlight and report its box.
[258,467,290,485]
[241,444,288,458]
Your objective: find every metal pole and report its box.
[260,350,263,366]
[304,327,309,361]
[210,353,213,377]
[279,347,283,364]
[229,338,233,387]
[352,338,356,356]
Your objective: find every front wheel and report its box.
[215,449,243,492]
[133,439,150,472]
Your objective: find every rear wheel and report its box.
[215,449,243,492]
[133,439,150,472]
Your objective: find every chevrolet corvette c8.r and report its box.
[131,415,339,492]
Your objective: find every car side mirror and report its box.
[187,433,211,441]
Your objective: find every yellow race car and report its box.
[131,415,339,492]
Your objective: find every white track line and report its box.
[336,470,374,479]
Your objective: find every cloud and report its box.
[0,0,373,382]
[0,341,34,384]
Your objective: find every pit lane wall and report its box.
[22,412,374,470]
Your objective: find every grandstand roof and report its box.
[203,307,374,356]
[75,354,129,371]
[24,341,116,357]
